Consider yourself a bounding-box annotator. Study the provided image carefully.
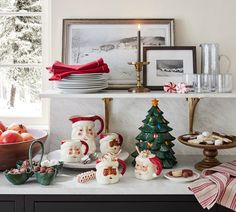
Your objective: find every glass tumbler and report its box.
[194,74,212,93]
[182,74,195,92]
[216,74,233,93]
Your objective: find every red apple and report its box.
[8,123,28,134]
[21,133,34,141]
[0,121,6,132]
[0,130,23,144]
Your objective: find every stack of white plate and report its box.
[54,73,108,93]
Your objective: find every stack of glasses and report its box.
[182,74,233,93]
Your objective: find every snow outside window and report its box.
[0,0,49,124]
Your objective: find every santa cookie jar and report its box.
[69,115,104,154]
[99,133,123,155]
[61,140,89,163]
[135,149,162,181]
[96,153,126,185]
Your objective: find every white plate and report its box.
[56,80,107,85]
[55,84,107,89]
[55,82,108,88]
[56,86,108,93]
[164,169,200,182]
[47,150,129,169]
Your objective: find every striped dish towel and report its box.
[188,161,236,211]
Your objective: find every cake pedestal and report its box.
[178,135,236,171]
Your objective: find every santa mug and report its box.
[96,153,126,185]
[69,115,104,154]
[135,149,162,181]
[61,139,89,163]
[99,133,123,155]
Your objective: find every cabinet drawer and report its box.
[0,202,15,212]
[0,195,24,212]
[34,201,215,212]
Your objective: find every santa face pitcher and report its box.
[96,153,126,185]
[69,115,104,154]
[135,150,162,181]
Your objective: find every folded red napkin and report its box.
[49,64,109,81]
[188,161,236,211]
[47,58,109,80]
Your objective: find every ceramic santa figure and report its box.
[96,153,126,185]
[135,149,162,181]
[61,140,89,163]
[99,133,123,155]
[69,115,104,154]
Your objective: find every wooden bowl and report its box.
[0,128,48,170]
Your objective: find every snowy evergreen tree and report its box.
[0,0,42,107]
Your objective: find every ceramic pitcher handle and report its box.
[149,157,162,176]
[93,115,104,135]
[118,159,126,176]
[118,134,123,145]
[81,140,89,155]
[219,54,231,73]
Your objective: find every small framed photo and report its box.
[143,46,197,90]
[62,19,175,89]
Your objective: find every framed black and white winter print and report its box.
[143,46,196,90]
[62,19,175,89]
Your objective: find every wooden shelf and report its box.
[40,89,236,99]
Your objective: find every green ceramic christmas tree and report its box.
[132,99,177,168]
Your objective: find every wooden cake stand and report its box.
[178,135,236,171]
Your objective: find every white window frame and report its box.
[0,0,51,126]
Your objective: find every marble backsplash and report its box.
[48,98,236,155]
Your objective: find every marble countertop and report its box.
[0,155,235,195]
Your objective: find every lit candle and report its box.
[137,24,141,62]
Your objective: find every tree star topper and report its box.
[152,99,159,107]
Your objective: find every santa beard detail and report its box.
[135,162,157,181]
[61,143,82,163]
[100,142,121,154]
[96,166,120,185]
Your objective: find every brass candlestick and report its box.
[128,61,150,93]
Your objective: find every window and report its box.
[0,0,50,124]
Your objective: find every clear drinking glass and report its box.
[194,74,212,93]
[216,74,233,93]
[194,74,201,93]
[182,74,195,92]
[209,74,217,92]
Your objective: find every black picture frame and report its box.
[143,46,197,90]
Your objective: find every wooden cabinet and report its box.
[0,196,24,212]
[24,195,217,212]
[0,195,233,212]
